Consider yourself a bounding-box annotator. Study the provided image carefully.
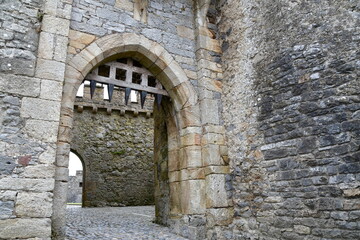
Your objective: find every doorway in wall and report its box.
[53,34,207,239]
[67,151,84,206]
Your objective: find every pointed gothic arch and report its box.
[52,33,206,239]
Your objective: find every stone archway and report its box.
[53,33,205,239]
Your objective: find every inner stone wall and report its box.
[71,86,155,207]
[219,0,360,239]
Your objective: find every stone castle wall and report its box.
[219,0,360,239]
[67,170,82,203]
[0,0,60,238]
[0,0,359,239]
[71,86,155,207]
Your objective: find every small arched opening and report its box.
[67,150,84,206]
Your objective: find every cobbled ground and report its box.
[66,205,188,240]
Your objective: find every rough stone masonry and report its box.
[0,0,359,240]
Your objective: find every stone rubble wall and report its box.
[68,0,198,81]
[71,87,155,207]
[67,170,82,203]
[219,0,360,239]
[0,0,43,75]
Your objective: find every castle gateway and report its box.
[0,0,359,239]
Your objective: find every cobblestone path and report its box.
[66,205,188,240]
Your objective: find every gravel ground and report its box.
[65,205,188,240]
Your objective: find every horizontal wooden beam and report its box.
[86,74,169,96]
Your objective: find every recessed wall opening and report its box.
[67,151,84,206]
[65,57,170,237]
[54,34,209,240]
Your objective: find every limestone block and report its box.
[179,146,202,169]
[147,42,166,64]
[40,79,63,101]
[21,165,56,179]
[56,141,71,157]
[44,0,57,15]
[206,174,228,208]
[0,218,51,239]
[169,170,180,183]
[181,180,206,214]
[200,99,220,124]
[196,35,221,53]
[294,225,311,235]
[200,78,222,92]
[68,54,93,77]
[98,34,125,59]
[177,26,195,40]
[199,59,222,73]
[83,43,104,66]
[57,3,72,20]
[38,146,57,165]
[179,105,201,128]
[158,61,188,91]
[21,97,61,121]
[0,191,17,201]
[15,192,53,218]
[57,126,72,143]
[202,144,223,166]
[170,82,198,111]
[52,181,68,238]
[115,0,134,12]
[204,166,230,175]
[168,131,180,152]
[64,65,84,81]
[0,200,14,219]
[203,125,225,134]
[123,33,142,52]
[54,35,69,62]
[170,182,181,214]
[148,52,172,77]
[0,178,55,192]
[77,46,101,69]
[35,58,66,81]
[42,15,70,37]
[38,32,54,59]
[207,208,233,227]
[168,149,180,172]
[55,166,69,181]
[180,168,205,180]
[201,133,225,145]
[180,133,201,147]
[180,127,202,136]
[0,73,40,97]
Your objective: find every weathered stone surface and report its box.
[15,192,53,218]
[21,97,61,121]
[0,178,54,192]
[0,73,40,97]
[0,0,41,76]
[35,59,66,81]
[71,90,155,207]
[24,119,59,143]
[40,79,63,101]
[220,0,360,239]
[115,0,134,12]
[21,164,56,179]
[0,218,51,239]
[0,200,14,220]
[206,174,228,208]
[42,15,70,37]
